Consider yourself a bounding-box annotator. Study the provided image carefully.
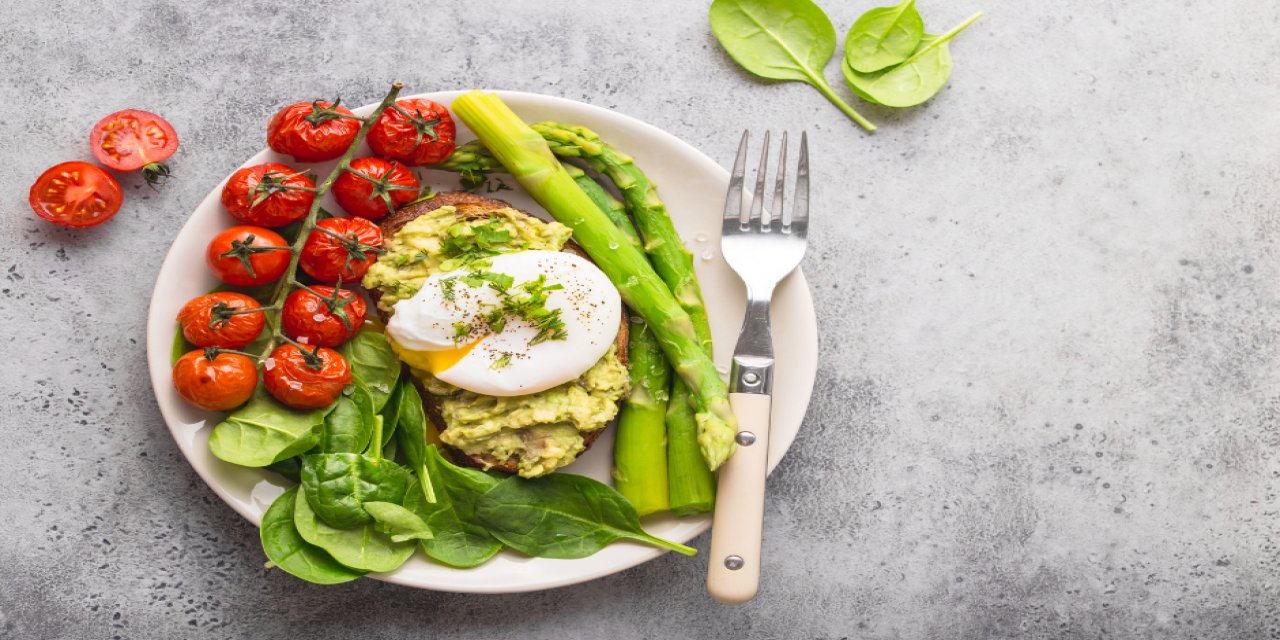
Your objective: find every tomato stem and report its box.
[256,82,404,361]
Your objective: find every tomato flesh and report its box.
[29,161,123,227]
[90,109,179,171]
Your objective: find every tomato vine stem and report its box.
[257,81,404,360]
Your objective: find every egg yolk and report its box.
[388,335,482,375]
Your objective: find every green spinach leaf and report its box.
[293,485,415,573]
[365,499,434,543]
[843,0,924,73]
[260,486,365,585]
[476,473,696,559]
[208,393,329,467]
[265,457,302,483]
[395,379,435,502]
[403,446,502,568]
[300,452,410,529]
[842,12,982,107]
[318,383,376,453]
[709,0,875,130]
[340,330,401,412]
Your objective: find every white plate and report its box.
[145,90,817,593]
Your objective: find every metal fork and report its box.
[707,130,809,605]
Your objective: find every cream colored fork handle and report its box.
[707,392,772,605]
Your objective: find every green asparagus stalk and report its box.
[439,132,719,512]
[451,91,737,471]
[565,165,672,515]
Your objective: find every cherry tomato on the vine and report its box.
[299,216,384,284]
[282,285,367,347]
[332,157,420,220]
[267,100,361,162]
[221,162,315,228]
[264,343,350,409]
[207,226,291,287]
[90,109,179,186]
[172,348,259,411]
[29,161,123,228]
[367,98,457,166]
[176,292,267,348]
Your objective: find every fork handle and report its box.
[707,392,772,605]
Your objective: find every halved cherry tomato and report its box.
[172,348,259,411]
[177,292,267,348]
[367,98,457,166]
[264,343,350,409]
[207,226,292,287]
[332,157,420,220]
[29,161,123,228]
[299,217,384,284]
[282,285,367,347]
[221,162,315,228]
[90,109,179,186]
[267,100,361,162]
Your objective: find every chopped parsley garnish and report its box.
[452,321,471,344]
[490,353,513,370]
[440,276,458,301]
[452,270,569,346]
[439,217,523,268]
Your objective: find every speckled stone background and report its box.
[2,0,1278,638]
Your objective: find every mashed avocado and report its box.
[363,205,628,477]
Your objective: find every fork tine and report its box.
[771,132,788,232]
[748,131,770,228]
[723,130,749,223]
[790,131,809,234]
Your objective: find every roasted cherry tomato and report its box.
[332,157,420,220]
[172,348,259,411]
[176,292,266,348]
[207,226,291,287]
[367,98,457,166]
[90,109,179,186]
[221,162,315,228]
[282,285,367,347]
[264,343,351,409]
[299,216,384,283]
[267,100,361,162]
[29,161,123,228]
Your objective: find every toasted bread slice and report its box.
[375,191,629,475]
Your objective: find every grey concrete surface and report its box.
[1,0,1277,638]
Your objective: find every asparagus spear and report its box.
[440,133,718,512]
[565,164,672,515]
[451,91,738,471]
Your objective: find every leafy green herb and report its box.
[208,393,329,467]
[439,218,522,267]
[403,446,502,568]
[490,353,513,370]
[843,12,982,107]
[440,276,459,301]
[460,270,515,292]
[476,473,697,559]
[260,487,365,585]
[338,330,401,412]
[452,321,472,344]
[843,0,924,73]
[317,383,376,454]
[293,484,415,573]
[365,498,435,543]
[452,271,568,345]
[709,0,876,131]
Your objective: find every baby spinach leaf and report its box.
[340,330,401,412]
[709,0,875,130]
[403,446,502,568]
[260,486,365,585]
[265,457,302,483]
[293,485,415,573]
[378,377,404,444]
[844,0,924,73]
[300,453,410,529]
[208,393,328,467]
[365,499,434,543]
[842,12,982,107]
[318,384,376,454]
[395,379,435,503]
[476,474,697,559]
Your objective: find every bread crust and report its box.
[376,192,629,475]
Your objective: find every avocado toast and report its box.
[364,191,630,477]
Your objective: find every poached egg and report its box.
[386,250,621,396]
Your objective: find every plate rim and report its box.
[145,89,817,593]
